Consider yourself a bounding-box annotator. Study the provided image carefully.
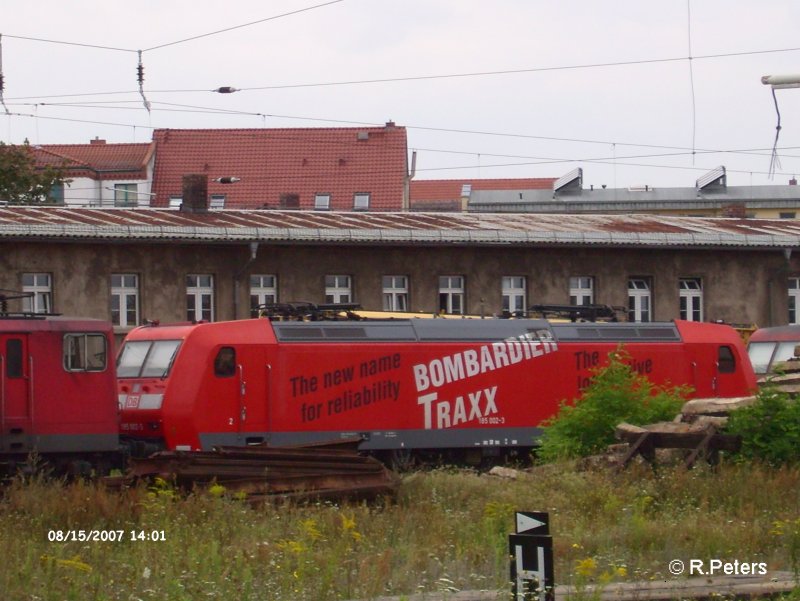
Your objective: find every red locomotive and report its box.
[116,317,757,463]
[0,315,120,474]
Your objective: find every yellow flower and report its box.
[301,518,322,541]
[208,483,226,497]
[575,557,598,577]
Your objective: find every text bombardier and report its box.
[412,334,557,393]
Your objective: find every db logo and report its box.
[125,395,141,409]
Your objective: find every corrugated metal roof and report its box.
[471,184,800,212]
[0,207,799,249]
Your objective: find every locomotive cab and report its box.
[0,316,120,475]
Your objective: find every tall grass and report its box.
[2,462,799,600]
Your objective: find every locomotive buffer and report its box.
[510,511,554,601]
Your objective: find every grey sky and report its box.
[2,0,800,189]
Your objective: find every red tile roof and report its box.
[151,126,408,210]
[32,142,153,181]
[410,178,556,206]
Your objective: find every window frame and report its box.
[502,276,527,314]
[22,272,52,314]
[790,277,800,325]
[63,333,108,373]
[382,275,409,312]
[679,277,703,322]
[314,193,331,211]
[627,277,652,323]
[114,183,138,207]
[439,275,465,315]
[250,274,278,316]
[186,274,215,322]
[353,192,371,211]
[325,274,352,304]
[111,273,140,328]
[569,276,594,306]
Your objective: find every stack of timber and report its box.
[761,357,800,394]
[614,395,755,469]
[117,442,400,504]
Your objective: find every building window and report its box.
[169,196,182,209]
[569,276,594,306]
[187,274,214,322]
[114,183,138,207]
[22,273,52,313]
[250,274,278,316]
[780,212,797,219]
[325,275,352,303]
[353,193,370,211]
[439,275,465,315]
[502,276,527,315]
[209,194,226,210]
[789,278,800,324]
[382,275,408,311]
[111,274,139,328]
[628,278,652,322]
[679,278,703,322]
[314,193,331,210]
[48,183,65,204]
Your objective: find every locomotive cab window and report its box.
[214,347,236,377]
[63,334,107,372]
[717,345,736,374]
[117,339,181,378]
[6,339,23,378]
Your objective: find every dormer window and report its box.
[353,193,370,211]
[209,194,226,210]
[314,193,331,210]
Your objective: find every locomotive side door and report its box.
[713,344,740,397]
[0,334,31,453]
[211,345,267,446]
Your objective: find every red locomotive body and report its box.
[0,316,119,472]
[117,318,756,460]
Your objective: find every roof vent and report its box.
[553,167,583,198]
[357,131,370,141]
[90,137,106,145]
[696,166,726,191]
[627,185,652,192]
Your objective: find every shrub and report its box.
[726,386,800,465]
[538,348,689,461]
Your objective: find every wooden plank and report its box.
[359,571,797,601]
[681,396,756,415]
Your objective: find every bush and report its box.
[538,349,689,461]
[726,387,800,465]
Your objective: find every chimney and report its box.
[90,137,106,145]
[181,174,209,213]
[791,177,797,186]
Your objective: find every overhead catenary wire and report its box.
[686,0,696,165]
[4,44,800,102]
[0,34,9,115]
[6,102,800,174]
[770,87,783,178]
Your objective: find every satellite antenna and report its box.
[761,74,800,177]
